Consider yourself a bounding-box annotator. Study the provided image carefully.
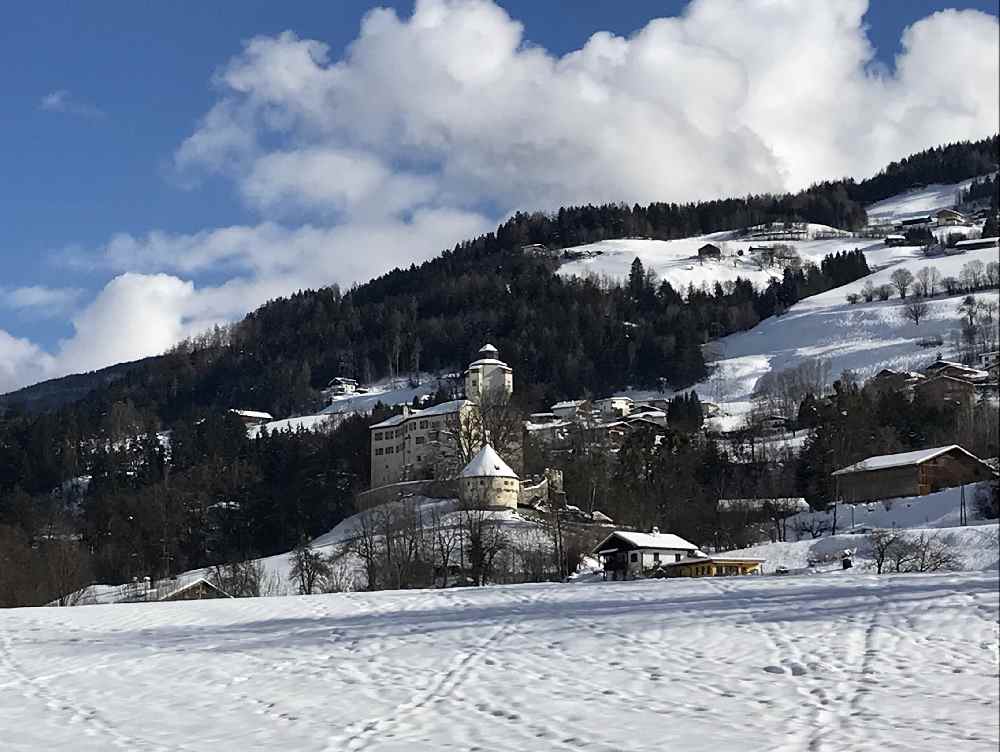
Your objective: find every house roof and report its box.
[230,409,274,421]
[594,530,699,553]
[159,577,232,601]
[461,445,518,479]
[955,236,999,247]
[832,445,987,476]
[658,555,765,568]
[551,400,588,410]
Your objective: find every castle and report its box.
[369,344,518,506]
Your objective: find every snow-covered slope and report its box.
[866,174,994,225]
[691,246,998,408]
[722,484,999,574]
[556,228,880,290]
[4,572,997,751]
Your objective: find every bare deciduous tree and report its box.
[890,268,914,299]
[903,299,930,326]
[288,539,332,595]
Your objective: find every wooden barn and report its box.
[158,578,232,602]
[697,243,722,260]
[832,445,997,503]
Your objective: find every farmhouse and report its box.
[832,445,997,503]
[655,555,764,578]
[935,208,967,226]
[697,243,722,260]
[594,528,701,581]
[229,409,274,427]
[884,234,908,246]
[923,359,990,383]
[459,444,520,510]
[551,399,592,420]
[159,578,232,602]
[914,374,977,408]
[954,236,999,251]
[594,396,633,418]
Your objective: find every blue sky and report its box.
[1,0,997,392]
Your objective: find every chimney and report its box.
[651,526,659,536]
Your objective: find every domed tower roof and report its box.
[461,445,518,479]
[478,343,499,358]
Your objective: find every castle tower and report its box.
[460,444,519,509]
[464,343,513,402]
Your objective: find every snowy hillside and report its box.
[692,246,997,408]
[556,227,876,291]
[866,174,994,225]
[722,484,999,575]
[4,572,997,751]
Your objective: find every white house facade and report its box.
[369,400,472,489]
[465,344,513,402]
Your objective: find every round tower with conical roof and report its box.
[460,444,520,509]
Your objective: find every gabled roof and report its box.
[370,399,468,429]
[230,409,274,421]
[551,399,589,410]
[832,445,990,476]
[461,445,518,479]
[593,530,700,553]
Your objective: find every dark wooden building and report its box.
[697,243,722,260]
[832,445,997,503]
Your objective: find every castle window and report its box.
[415,436,426,445]
[376,448,384,456]
[419,420,428,429]
[374,432,383,441]
[386,447,393,455]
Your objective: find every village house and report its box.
[697,243,722,260]
[867,369,925,397]
[551,399,592,421]
[897,216,933,230]
[594,396,634,418]
[884,234,908,247]
[935,208,968,226]
[832,445,997,503]
[229,409,274,427]
[954,236,999,251]
[654,555,765,578]
[923,359,990,383]
[459,444,520,509]
[159,578,232,601]
[914,374,978,408]
[324,377,359,397]
[594,528,702,581]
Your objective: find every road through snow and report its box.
[1,573,998,751]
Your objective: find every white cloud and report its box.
[1,286,83,317]
[5,0,998,394]
[0,330,55,394]
[39,89,105,119]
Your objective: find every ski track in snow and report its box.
[1,573,998,752]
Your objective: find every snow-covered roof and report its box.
[419,399,469,417]
[370,399,468,429]
[230,409,274,420]
[832,445,988,476]
[466,358,512,369]
[659,554,765,567]
[594,530,700,553]
[551,400,588,410]
[956,236,999,247]
[461,445,518,479]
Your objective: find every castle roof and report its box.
[461,445,518,479]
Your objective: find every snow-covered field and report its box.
[3,572,997,752]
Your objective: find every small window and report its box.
[374,432,382,441]
[630,553,638,563]
[675,554,681,562]
[432,421,440,428]
[653,553,660,562]
[386,447,393,455]
[419,420,428,429]
[415,436,426,445]
[416,455,422,462]
[376,448,384,456]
